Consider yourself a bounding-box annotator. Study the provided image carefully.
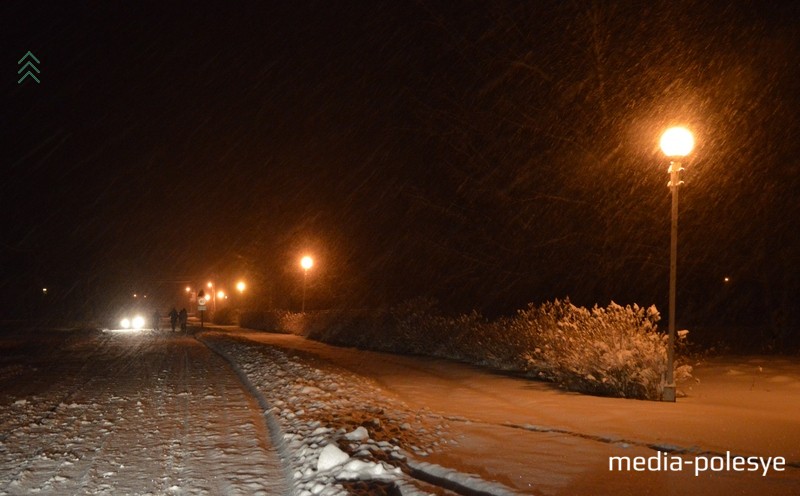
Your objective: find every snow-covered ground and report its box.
[197,330,521,496]
[0,327,287,495]
[2,325,799,495]
[210,327,800,496]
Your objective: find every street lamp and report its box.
[660,126,694,402]
[207,281,217,313]
[234,280,247,320]
[300,256,314,313]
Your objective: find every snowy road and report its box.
[0,328,288,495]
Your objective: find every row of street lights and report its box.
[185,255,316,314]
[185,280,246,313]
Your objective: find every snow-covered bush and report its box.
[510,299,668,399]
[446,313,535,370]
[258,299,690,400]
[297,308,391,349]
[280,310,320,336]
[211,307,236,325]
[389,298,452,354]
[239,310,292,332]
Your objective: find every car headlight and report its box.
[132,316,145,329]
[121,318,131,329]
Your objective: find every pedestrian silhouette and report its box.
[169,307,179,332]
[179,308,188,333]
[152,309,161,331]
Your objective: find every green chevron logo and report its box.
[17,51,40,84]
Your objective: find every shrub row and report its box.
[240,298,691,400]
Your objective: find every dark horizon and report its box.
[3,1,799,342]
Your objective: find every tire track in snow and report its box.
[195,331,295,496]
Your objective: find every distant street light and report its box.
[300,256,314,313]
[660,126,694,402]
[185,286,193,312]
[207,281,217,313]
[234,281,247,317]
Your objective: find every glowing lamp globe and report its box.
[660,127,694,157]
[301,256,314,270]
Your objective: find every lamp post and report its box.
[659,126,694,402]
[236,281,246,309]
[207,281,216,314]
[300,256,313,313]
[235,281,246,323]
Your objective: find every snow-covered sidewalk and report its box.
[205,327,800,496]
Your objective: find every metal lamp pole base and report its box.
[662,385,676,402]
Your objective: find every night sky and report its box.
[3,1,799,339]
